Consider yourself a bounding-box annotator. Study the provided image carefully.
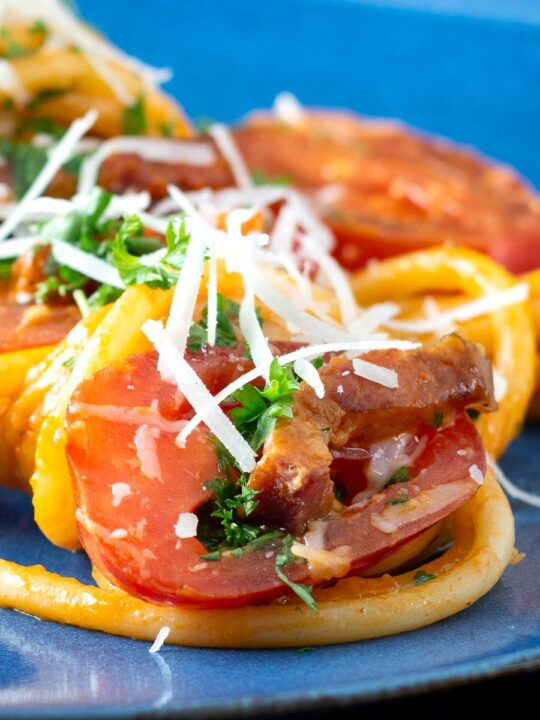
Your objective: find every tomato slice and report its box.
[233,115,540,273]
[66,350,485,608]
[0,294,81,353]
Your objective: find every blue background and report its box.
[78,0,540,187]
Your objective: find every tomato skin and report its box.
[233,115,540,273]
[0,293,80,353]
[66,347,485,608]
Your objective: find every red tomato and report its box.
[66,350,484,608]
[234,114,540,274]
[0,291,81,353]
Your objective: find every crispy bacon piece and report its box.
[248,334,495,532]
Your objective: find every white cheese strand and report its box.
[209,123,253,190]
[143,320,257,473]
[134,425,162,481]
[488,456,540,509]
[385,283,529,334]
[164,216,207,356]
[78,138,215,196]
[0,236,42,259]
[86,54,133,105]
[254,267,354,344]
[0,59,29,106]
[293,359,325,399]
[149,626,170,654]
[273,92,306,125]
[352,357,398,388]
[174,512,198,539]
[301,231,358,327]
[177,338,419,444]
[0,110,98,242]
[206,235,218,346]
[225,209,274,372]
[51,239,125,289]
[166,183,202,219]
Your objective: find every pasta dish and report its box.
[0,0,538,649]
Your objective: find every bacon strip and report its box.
[248,334,495,532]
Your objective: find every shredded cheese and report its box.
[0,110,98,243]
[134,425,162,481]
[385,284,529,334]
[208,123,252,190]
[293,358,325,398]
[469,464,484,486]
[143,320,257,473]
[352,357,398,388]
[273,92,306,126]
[78,139,215,196]
[149,626,170,654]
[174,513,199,539]
[51,239,125,289]
[177,339,419,446]
[111,483,131,508]
[488,456,540,508]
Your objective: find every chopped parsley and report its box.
[333,484,347,503]
[0,136,88,199]
[31,19,49,36]
[195,116,215,133]
[432,411,444,429]
[275,535,317,612]
[187,294,241,352]
[414,570,437,586]
[0,259,13,281]
[252,169,291,187]
[26,88,69,111]
[201,474,262,548]
[62,356,77,370]
[0,27,29,59]
[112,215,189,289]
[160,119,175,138]
[230,358,300,451]
[387,489,409,506]
[384,466,410,488]
[122,94,148,135]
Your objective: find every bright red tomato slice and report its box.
[0,291,81,353]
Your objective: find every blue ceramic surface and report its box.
[2,1,540,717]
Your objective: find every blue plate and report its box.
[2,0,540,717]
[1,426,540,718]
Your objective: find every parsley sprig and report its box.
[230,358,300,450]
[112,215,189,289]
[187,294,240,352]
[275,535,318,611]
[202,474,261,548]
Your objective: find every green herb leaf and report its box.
[432,411,444,429]
[122,93,148,135]
[0,258,13,281]
[384,466,410,488]
[31,19,49,35]
[62,356,77,370]
[275,535,317,612]
[252,169,291,187]
[202,474,262,548]
[387,489,409,506]
[26,87,69,111]
[230,358,300,451]
[414,570,437,586]
[111,214,190,289]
